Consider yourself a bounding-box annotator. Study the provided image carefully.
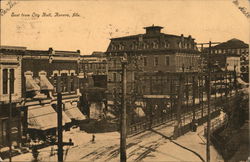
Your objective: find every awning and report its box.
[40,75,54,90]
[28,105,58,130]
[26,75,40,92]
[28,104,71,130]
[134,107,145,117]
[62,111,72,123]
[64,102,86,121]
[237,77,248,86]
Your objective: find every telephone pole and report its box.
[57,76,63,162]
[8,70,13,162]
[197,41,221,162]
[206,41,212,162]
[120,55,127,162]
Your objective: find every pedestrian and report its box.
[92,134,95,143]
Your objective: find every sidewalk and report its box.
[144,123,223,162]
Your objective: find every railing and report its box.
[127,94,231,136]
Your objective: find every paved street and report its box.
[8,111,223,162]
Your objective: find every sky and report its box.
[0,0,249,55]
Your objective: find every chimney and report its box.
[144,25,163,35]
[181,34,184,41]
[48,47,54,54]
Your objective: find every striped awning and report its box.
[64,102,86,121]
[26,75,40,92]
[28,104,71,130]
[40,75,54,90]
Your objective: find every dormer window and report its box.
[178,42,182,48]
[164,42,170,48]
[153,42,158,49]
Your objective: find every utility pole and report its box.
[174,73,184,139]
[120,56,127,162]
[8,70,13,162]
[57,76,63,162]
[192,75,196,125]
[206,41,212,162]
[197,41,221,162]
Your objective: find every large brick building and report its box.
[105,25,201,97]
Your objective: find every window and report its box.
[153,42,158,49]
[143,57,147,66]
[237,49,241,55]
[164,42,169,48]
[2,69,15,94]
[53,73,58,93]
[70,73,74,91]
[154,57,158,66]
[117,73,121,82]
[2,69,8,94]
[113,73,117,82]
[165,56,170,66]
[61,73,68,92]
[178,42,182,48]
[10,69,15,94]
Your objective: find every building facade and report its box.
[0,46,87,150]
[20,48,86,140]
[209,39,249,82]
[105,25,201,98]
[0,46,24,148]
[79,52,108,88]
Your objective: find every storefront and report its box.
[26,104,71,141]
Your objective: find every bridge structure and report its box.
[126,70,246,136]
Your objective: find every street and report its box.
[8,109,223,162]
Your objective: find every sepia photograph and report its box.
[0,0,249,161]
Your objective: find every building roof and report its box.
[110,33,194,41]
[110,25,194,41]
[0,46,27,50]
[211,38,249,49]
[91,51,105,56]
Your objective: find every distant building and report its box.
[209,39,249,82]
[79,52,108,88]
